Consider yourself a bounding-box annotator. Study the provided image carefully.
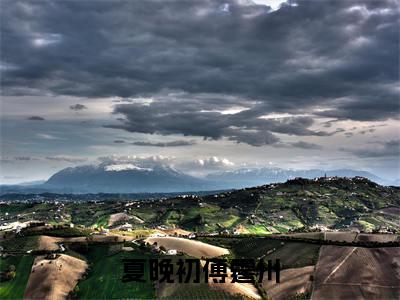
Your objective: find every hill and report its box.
[1,177,399,233]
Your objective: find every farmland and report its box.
[0,177,399,299]
[76,245,156,299]
[262,266,314,300]
[145,236,229,258]
[312,246,400,299]
[2,177,400,235]
[0,255,34,300]
[264,242,320,269]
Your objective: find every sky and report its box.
[1,0,399,184]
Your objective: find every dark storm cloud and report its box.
[1,0,399,144]
[70,104,87,111]
[27,116,45,121]
[105,97,336,145]
[132,140,197,147]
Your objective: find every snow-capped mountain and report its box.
[1,162,392,194]
[43,162,218,193]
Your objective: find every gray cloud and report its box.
[70,104,87,111]
[290,141,323,150]
[27,116,45,121]
[132,140,196,147]
[14,156,38,161]
[1,0,398,125]
[45,156,88,163]
[105,96,334,145]
[113,139,125,144]
[343,139,400,158]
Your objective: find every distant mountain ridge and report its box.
[43,162,217,193]
[206,167,389,188]
[0,162,395,194]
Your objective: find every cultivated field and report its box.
[0,255,34,299]
[262,265,314,300]
[37,234,131,251]
[324,232,357,243]
[232,238,283,258]
[145,237,229,258]
[264,242,320,269]
[355,233,399,243]
[158,228,192,236]
[108,212,132,226]
[208,265,261,299]
[24,254,87,300]
[312,245,400,299]
[76,245,155,299]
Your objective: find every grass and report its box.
[357,220,376,232]
[92,215,109,228]
[76,245,156,299]
[1,236,38,253]
[245,225,271,235]
[0,255,34,300]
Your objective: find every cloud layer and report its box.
[2,0,398,146]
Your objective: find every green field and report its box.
[1,236,38,253]
[0,255,34,300]
[245,225,271,235]
[92,214,110,228]
[76,245,156,299]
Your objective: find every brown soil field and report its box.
[208,266,261,299]
[38,236,93,251]
[379,207,400,216]
[108,212,132,226]
[145,236,229,258]
[24,254,87,300]
[87,234,132,243]
[281,232,323,240]
[38,235,64,251]
[262,266,314,300]
[312,245,400,299]
[324,232,357,243]
[158,228,192,236]
[38,234,132,251]
[156,258,261,300]
[355,233,399,243]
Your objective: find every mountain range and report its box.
[0,162,395,194]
